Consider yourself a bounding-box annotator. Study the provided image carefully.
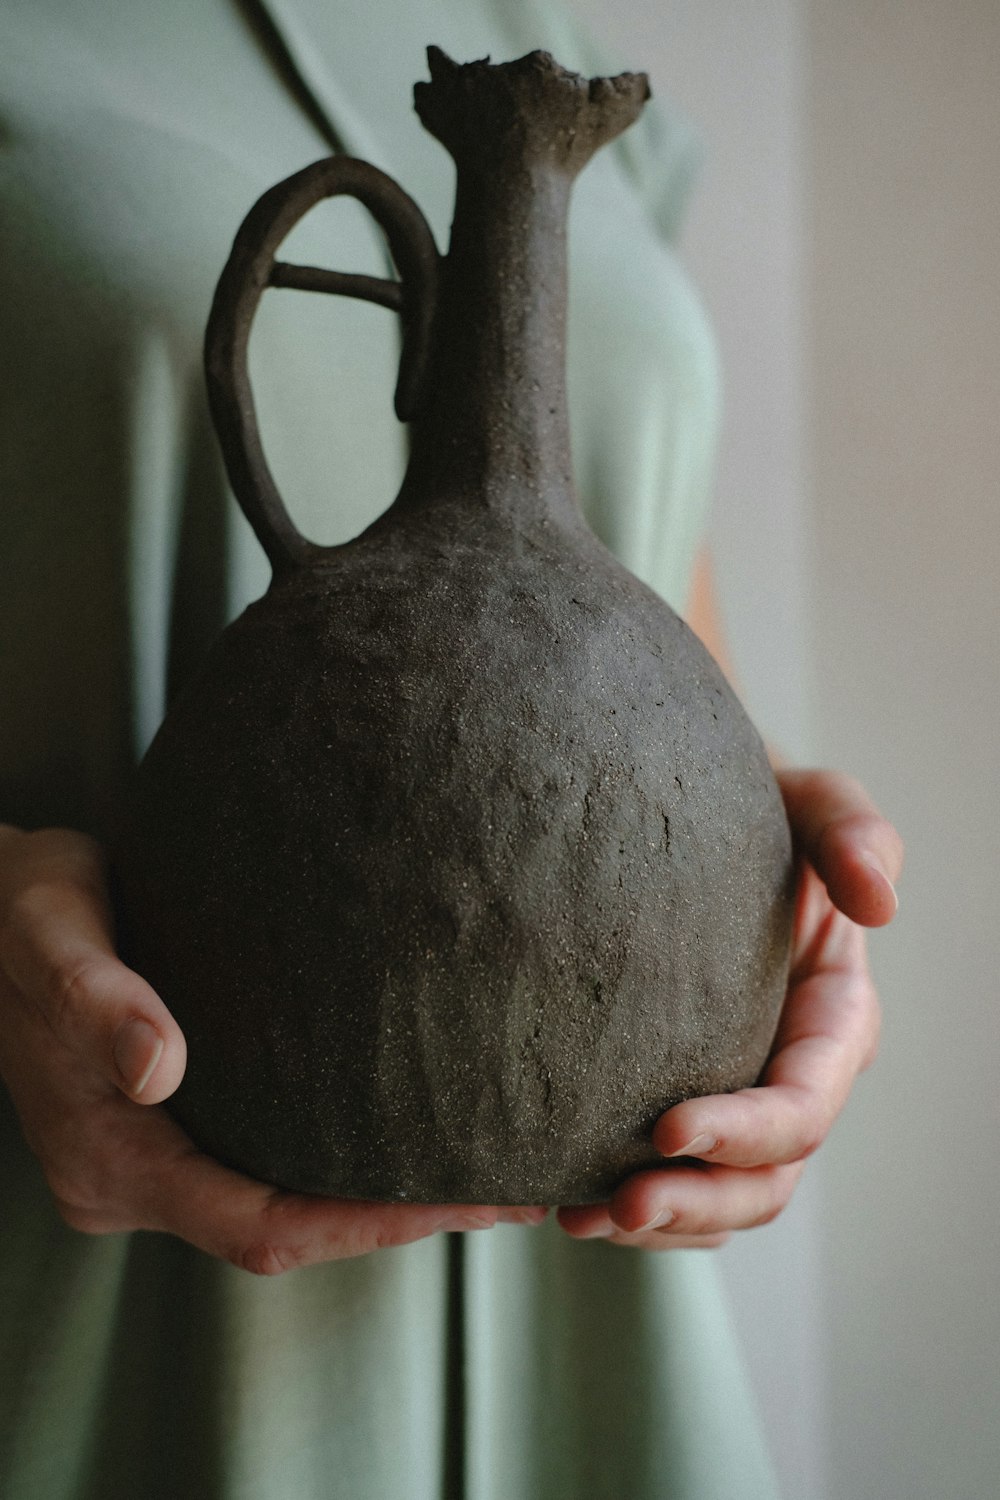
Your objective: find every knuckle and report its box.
[47,1163,134,1235]
[847,971,879,1021]
[784,1085,835,1161]
[5,876,79,932]
[43,1159,96,1210]
[366,1217,431,1255]
[750,1201,787,1229]
[833,772,877,815]
[456,1210,499,1234]
[231,1241,300,1277]
[886,823,905,861]
[49,956,109,1036]
[1,883,51,952]
[793,1127,826,1161]
[669,1210,716,1239]
[822,768,865,800]
[42,1145,139,1237]
[52,1198,122,1237]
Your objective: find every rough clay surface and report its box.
[117,500,794,1203]
[116,51,794,1204]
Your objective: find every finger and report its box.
[653,910,880,1168]
[496,1207,550,1225]
[0,877,186,1104]
[6,1032,544,1257]
[556,1203,730,1251]
[608,1160,805,1237]
[777,768,903,925]
[132,1119,509,1270]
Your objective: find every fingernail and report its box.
[666,1133,717,1159]
[861,852,899,913]
[575,1223,615,1239]
[631,1208,676,1233]
[113,1018,164,1096]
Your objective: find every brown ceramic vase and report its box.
[114,49,795,1204]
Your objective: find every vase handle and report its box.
[204,156,439,574]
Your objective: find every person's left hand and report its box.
[557,767,902,1249]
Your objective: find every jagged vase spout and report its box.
[115,50,795,1203]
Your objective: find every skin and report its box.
[0,550,901,1273]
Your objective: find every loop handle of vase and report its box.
[203,156,440,575]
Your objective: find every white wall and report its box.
[809,3,1000,1497]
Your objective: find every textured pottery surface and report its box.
[115,49,795,1204]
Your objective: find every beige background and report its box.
[569,2,999,1497]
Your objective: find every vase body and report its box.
[115,50,794,1203]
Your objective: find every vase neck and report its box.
[388,49,649,527]
[403,156,575,519]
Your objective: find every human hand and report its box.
[557,768,902,1249]
[0,826,544,1273]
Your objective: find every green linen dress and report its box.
[0,0,780,1495]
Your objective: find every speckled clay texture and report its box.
[115,50,794,1204]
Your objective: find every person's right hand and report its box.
[0,826,543,1273]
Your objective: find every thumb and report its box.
[0,877,187,1103]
